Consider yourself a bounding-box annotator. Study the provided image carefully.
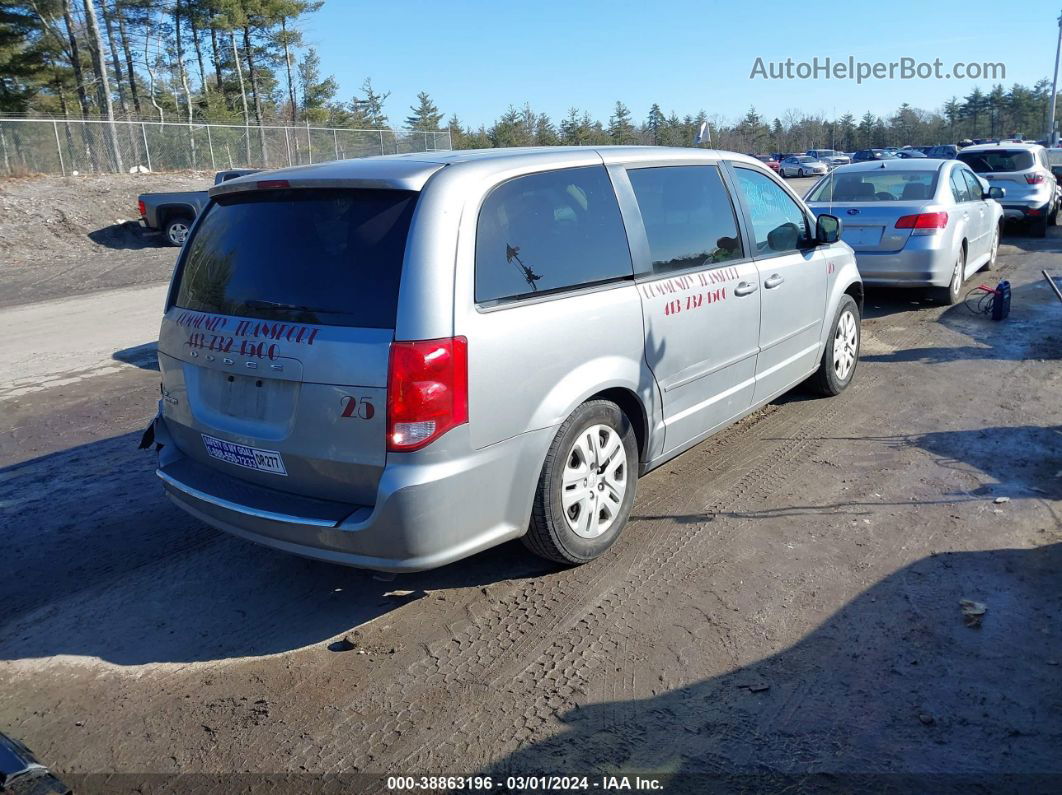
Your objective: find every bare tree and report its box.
[82,0,123,170]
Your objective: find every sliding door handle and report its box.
[734,281,758,296]
[764,273,785,289]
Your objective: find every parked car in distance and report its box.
[138,169,260,246]
[925,145,959,159]
[150,147,861,571]
[851,149,896,163]
[750,154,781,172]
[894,149,928,158]
[806,149,851,167]
[956,143,1059,237]
[779,155,830,177]
[805,158,1003,303]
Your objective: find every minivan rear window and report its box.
[957,149,1035,173]
[174,188,417,328]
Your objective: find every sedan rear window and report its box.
[174,188,417,329]
[807,170,939,202]
[957,149,1035,173]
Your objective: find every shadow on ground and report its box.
[87,221,168,251]
[487,542,1062,790]
[0,431,553,665]
[113,342,159,370]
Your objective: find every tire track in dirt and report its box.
[286,306,940,774]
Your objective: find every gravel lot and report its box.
[0,173,1059,792]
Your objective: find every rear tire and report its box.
[524,400,638,566]
[930,246,966,304]
[1032,209,1049,237]
[980,225,1000,272]
[164,215,192,247]
[809,295,860,396]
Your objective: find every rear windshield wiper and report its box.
[244,299,344,314]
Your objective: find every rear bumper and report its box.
[1000,198,1053,222]
[852,243,956,288]
[156,419,552,571]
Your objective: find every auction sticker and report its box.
[202,434,287,475]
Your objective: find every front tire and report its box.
[524,400,638,565]
[809,294,860,396]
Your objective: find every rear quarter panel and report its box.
[429,156,653,452]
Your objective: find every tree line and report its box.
[446,82,1058,154]
[1,1,1057,156]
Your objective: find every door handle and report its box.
[734,281,758,296]
[764,273,784,289]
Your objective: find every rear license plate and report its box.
[843,226,884,247]
[202,434,287,475]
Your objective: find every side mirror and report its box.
[815,213,842,244]
[986,186,1006,200]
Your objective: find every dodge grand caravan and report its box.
[150,147,862,571]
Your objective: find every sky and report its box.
[302,0,1061,129]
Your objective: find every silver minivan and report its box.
[150,147,862,571]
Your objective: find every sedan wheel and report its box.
[981,226,999,271]
[931,247,966,304]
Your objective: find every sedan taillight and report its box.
[386,337,468,452]
[895,211,949,230]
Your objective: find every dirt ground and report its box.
[0,172,207,307]
[0,175,1060,793]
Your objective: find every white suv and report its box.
[957,143,1059,237]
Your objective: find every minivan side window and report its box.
[627,165,744,274]
[475,166,633,303]
[731,167,809,255]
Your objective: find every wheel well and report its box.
[844,281,864,313]
[159,205,194,229]
[591,387,648,463]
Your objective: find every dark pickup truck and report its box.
[137,169,258,246]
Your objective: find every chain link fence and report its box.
[0,117,452,177]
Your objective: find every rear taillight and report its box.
[137,199,146,217]
[895,211,948,230]
[386,337,468,452]
[1026,174,1045,185]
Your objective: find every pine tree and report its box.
[608,100,636,144]
[405,90,443,131]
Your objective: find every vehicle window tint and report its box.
[626,165,743,273]
[961,169,985,200]
[475,166,633,303]
[949,170,972,203]
[808,170,938,202]
[175,188,416,328]
[957,149,1035,173]
[732,167,808,254]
